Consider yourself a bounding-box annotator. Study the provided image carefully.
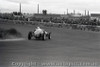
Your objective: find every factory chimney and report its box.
[87,11,89,16]
[37,4,39,14]
[19,3,21,13]
[85,10,86,16]
[67,9,68,15]
[73,10,75,14]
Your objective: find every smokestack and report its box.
[19,3,21,13]
[37,4,39,14]
[67,9,68,15]
[85,10,86,16]
[87,11,89,16]
[73,10,75,14]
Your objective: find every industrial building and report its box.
[90,14,100,21]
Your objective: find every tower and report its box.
[19,3,21,13]
[43,10,47,15]
[73,10,75,14]
[37,4,39,14]
[87,11,89,16]
[85,10,86,16]
[67,9,68,15]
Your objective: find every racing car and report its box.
[28,30,51,40]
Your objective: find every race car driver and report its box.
[34,26,44,36]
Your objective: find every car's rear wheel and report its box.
[48,35,51,39]
[46,32,51,39]
[48,33,51,39]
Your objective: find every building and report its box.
[34,14,61,19]
[23,13,33,21]
[33,10,83,19]
[91,14,100,21]
[33,10,61,19]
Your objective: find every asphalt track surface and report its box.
[0,24,100,67]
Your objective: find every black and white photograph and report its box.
[0,0,100,67]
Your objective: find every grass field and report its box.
[0,23,100,67]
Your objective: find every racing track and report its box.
[0,24,100,67]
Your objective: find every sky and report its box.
[0,0,100,14]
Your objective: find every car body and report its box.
[28,30,51,40]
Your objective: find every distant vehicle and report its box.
[28,27,51,40]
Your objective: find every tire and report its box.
[28,31,32,40]
[41,33,46,40]
[48,33,51,39]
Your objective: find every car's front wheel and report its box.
[47,32,51,39]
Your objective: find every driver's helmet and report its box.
[37,26,40,29]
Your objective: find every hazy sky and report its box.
[0,0,100,14]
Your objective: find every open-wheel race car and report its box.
[28,30,51,40]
